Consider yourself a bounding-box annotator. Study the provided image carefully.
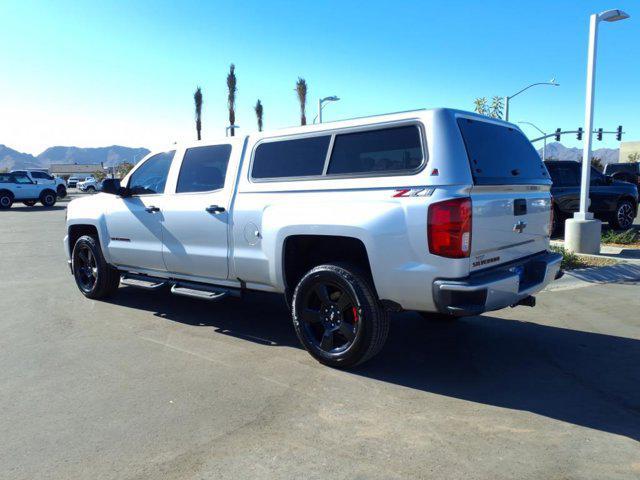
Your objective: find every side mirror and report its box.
[605,175,614,185]
[102,178,125,195]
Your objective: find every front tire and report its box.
[72,235,120,299]
[292,263,389,368]
[0,192,13,209]
[40,190,57,207]
[610,200,635,230]
[86,186,96,193]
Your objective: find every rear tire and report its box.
[610,200,635,230]
[40,190,57,207]
[292,263,389,368]
[0,192,13,209]
[72,235,120,299]
[23,200,37,207]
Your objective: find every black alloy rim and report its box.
[299,280,360,354]
[617,203,634,228]
[75,245,98,291]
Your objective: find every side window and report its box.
[558,166,580,186]
[0,174,11,183]
[127,151,175,195]
[14,174,33,184]
[327,125,423,175]
[176,144,231,193]
[31,172,47,179]
[252,136,330,179]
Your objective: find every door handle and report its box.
[206,205,226,214]
[145,205,160,213]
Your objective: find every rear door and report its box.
[158,143,236,280]
[457,117,552,271]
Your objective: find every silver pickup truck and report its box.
[65,108,562,367]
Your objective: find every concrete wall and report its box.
[619,141,640,163]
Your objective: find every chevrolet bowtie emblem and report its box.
[513,220,527,233]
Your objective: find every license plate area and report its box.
[514,260,547,292]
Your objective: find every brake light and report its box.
[428,197,472,258]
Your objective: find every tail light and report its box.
[428,197,472,258]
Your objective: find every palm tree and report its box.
[194,86,203,140]
[227,64,237,136]
[473,97,488,116]
[490,96,503,119]
[254,99,263,132]
[296,77,308,126]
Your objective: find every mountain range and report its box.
[537,142,619,164]
[0,145,150,171]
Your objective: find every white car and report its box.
[64,108,562,367]
[77,177,101,193]
[0,172,58,208]
[11,169,67,198]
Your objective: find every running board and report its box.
[171,284,229,301]
[121,274,167,290]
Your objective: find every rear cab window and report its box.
[457,118,550,185]
[177,144,232,193]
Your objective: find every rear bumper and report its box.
[433,251,562,316]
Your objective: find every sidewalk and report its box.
[550,239,640,265]
[545,262,640,291]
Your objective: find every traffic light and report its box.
[616,125,623,141]
[597,128,603,141]
[577,127,583,141]
[554,128,561,141]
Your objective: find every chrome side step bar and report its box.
[120,273,240,302]
[121,273,167,290]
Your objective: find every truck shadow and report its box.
[109,286,640,441]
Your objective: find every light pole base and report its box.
[564,218,602,254]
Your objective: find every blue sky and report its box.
[0,0,637,155]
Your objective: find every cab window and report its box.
[128,151,175,195]
[176,145,231,193]
[13,174,33,184]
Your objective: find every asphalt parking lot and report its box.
[1,203,639,480]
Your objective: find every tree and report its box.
[117,162,134,178]
[254,99,263,132]
[628,152,640,162]
[194,86,203,140]
[227,64,237,136]
[93,169,107,181]
[0,167,8,173]
[473,97,488,116]
[489,96,503,119]
[296,77,308,126]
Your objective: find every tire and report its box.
[72,235,120,299]
[291,263,389,368]
[23,200,37,207]
[610,200,635,230]
[40,190,57,207]
[57,185,67,198]
[0,192,13,209]
[86,186,96,193]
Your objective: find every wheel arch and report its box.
[0,188,14,199]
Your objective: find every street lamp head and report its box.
[322,96,340,102]
[598,9,630,22]
[549,78,559,86]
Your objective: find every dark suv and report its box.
[545,160,638,232]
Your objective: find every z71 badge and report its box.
[393,187,435,197]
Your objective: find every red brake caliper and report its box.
[352,306,359,323]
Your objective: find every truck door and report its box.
[104,152,175,271]
[11,173,40,199]
[158,143,235,280]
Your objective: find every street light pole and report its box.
[316,96,340,124]
[566,8,630,254]
[504,79,559,122]
[518,121,547,160]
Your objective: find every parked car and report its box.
[0,172,58,208]
[77,177,101,193]
[603,162,640,189]
[67,176,81,188]
[65,108,562,367]
[11,169,67,198]
[545,160,639,233]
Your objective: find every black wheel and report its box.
[292,263,389,368]
[57,185,67,198]
[23,200,37,207]
[72,235,120,299]
[40,190,57,207]
[611,200,635,230]
[0,192,13,209]
[419,312,458,322]
[86,186,96,193]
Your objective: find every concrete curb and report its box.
[544,263,640,292]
